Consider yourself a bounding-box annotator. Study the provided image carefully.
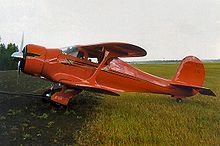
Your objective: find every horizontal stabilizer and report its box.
[196,87,216,96]
[170,82,216,96]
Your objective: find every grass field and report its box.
[75,63,220,145]
[0,63,219,145]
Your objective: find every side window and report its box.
[87,49,105,64]
[77,51,85,60]
[61,46,79,57]
[88,58,98,63]
[97,51,104,63]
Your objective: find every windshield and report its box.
[60,45,102,64]
[60,46,79,57]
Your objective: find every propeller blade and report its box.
[19,33,24,52]
[17,61,21,84]
[18,61,21,75]
[11,33,24,60]
[14,33,24,85]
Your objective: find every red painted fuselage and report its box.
[17,43,215,105]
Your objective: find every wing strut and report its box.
[86,49,112,84]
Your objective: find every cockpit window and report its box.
[61,46,79,57]
[77,51,85,59]
[60,46,104,64]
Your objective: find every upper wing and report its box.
[76,42,147,58]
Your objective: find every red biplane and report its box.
[11,37,216,106]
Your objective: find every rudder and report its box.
[172,56,205,87]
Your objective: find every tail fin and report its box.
[172,56,205,87]
[171,56,216,96]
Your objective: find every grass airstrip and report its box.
[76,63,220,145]
[0,63,219,145]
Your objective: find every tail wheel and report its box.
[176,98,182,103]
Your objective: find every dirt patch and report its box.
[0,71,102,145]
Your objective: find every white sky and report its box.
[0,0,220,61]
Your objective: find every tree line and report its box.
[0,42,18,70]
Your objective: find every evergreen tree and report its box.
[0,43,6,70]
[0,42,18,70]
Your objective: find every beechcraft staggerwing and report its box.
[11,37,216,106]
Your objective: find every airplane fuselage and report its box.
[22,44,196,98]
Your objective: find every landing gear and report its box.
[42,83,81,107]
[42,89,52,103]
[42,84,62,103]
[176,98,182,103]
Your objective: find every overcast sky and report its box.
[0,0,219,61]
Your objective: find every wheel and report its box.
[176,98,182,103]
[50,100,66,109]
[42,89,52,97]
[42,89,52,103]
[42,89,64,108]
[41,96,52,103]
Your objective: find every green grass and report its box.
[0,63,219,145]
[75,63,220,145]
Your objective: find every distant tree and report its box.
[0,42,18,70]
[6,43,18,70]
[0,43,6,70]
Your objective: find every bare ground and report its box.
[0,71,102,146]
